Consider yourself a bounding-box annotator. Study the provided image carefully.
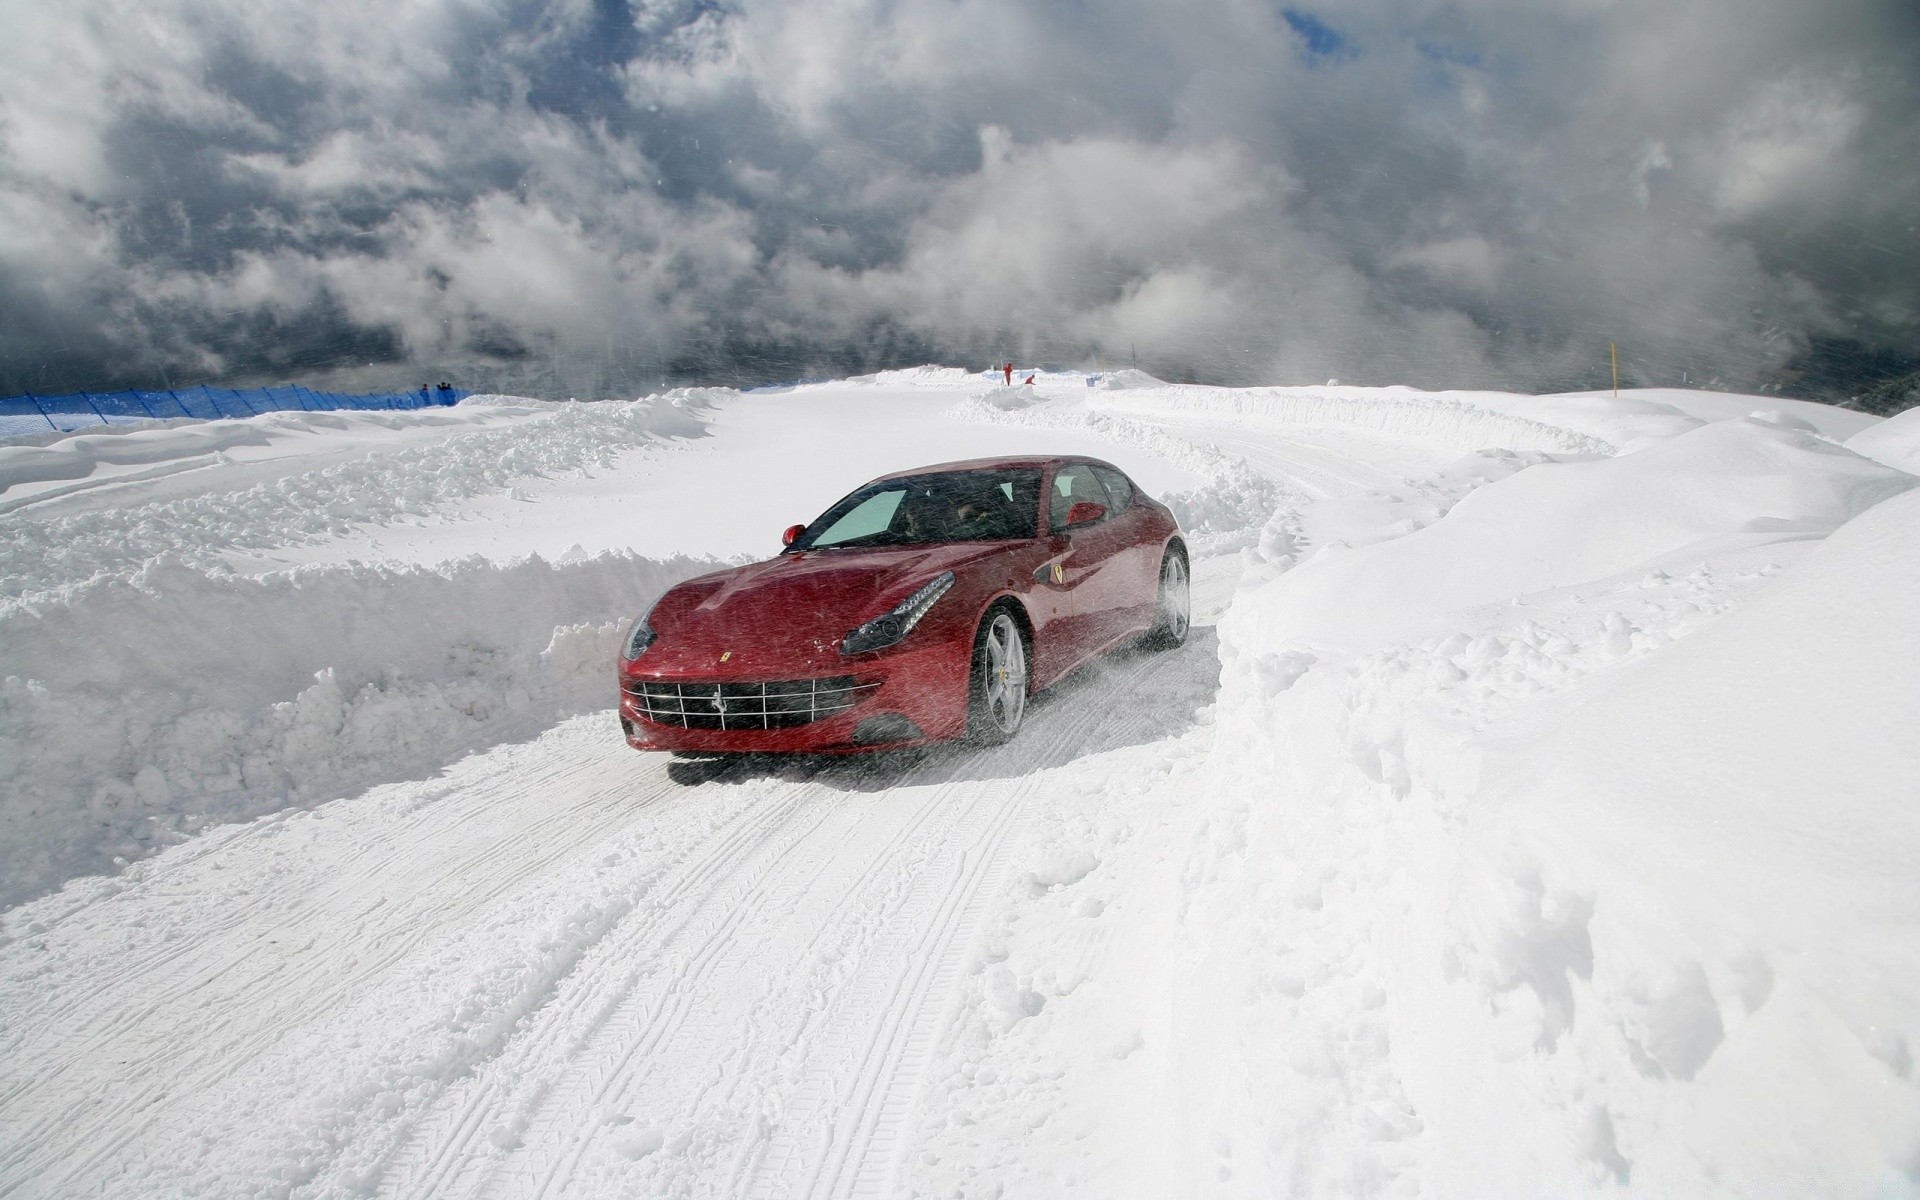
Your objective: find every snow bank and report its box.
[1180,421,1920,1193]
[1232,417,1913,654]
[1427,386,1877,448]
[1089,368,1171,390]
[1419,487,1920,1193]
[972,384,1044,411]
[1846,405,1920,475]
[843,365,992,387]
[0,420,276,492]
[0,392,712,607]
[1095,386,1617,456]
[0,390,729,907]
[0,550,714,909]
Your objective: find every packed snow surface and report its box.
[1,368,1915,1198]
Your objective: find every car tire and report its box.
[967,606,1029,744]
[1142,543,1191,650]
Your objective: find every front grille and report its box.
[624,675,879,730]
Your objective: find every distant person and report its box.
[1024,374,1035,386]
[418,384,431,406]
[1003,362,1013,385]
[436,381,455,405]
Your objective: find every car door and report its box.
[1091,464,1159,636]
[1044,462,1131,658]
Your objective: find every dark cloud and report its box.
[1,0,1915,401]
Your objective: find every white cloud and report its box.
[1389,236,1503,296]
[1712,77,1866,219]
[0,0,1914,396]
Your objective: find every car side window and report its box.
[1049,463,1112,532]
[1091,465,1134,512]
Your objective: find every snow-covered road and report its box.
[4,369,1917,1197]
[2,562,1228,1198]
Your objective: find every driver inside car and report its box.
[948,487,1020,538]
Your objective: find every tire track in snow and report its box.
[752,776,1031,1200]
[732,618,1229,1200]
[384,780,827,1198]
[515,792,941,1200]
[10,745,614,1049]
[473,755,1023,1199]
[0,722,751,1196]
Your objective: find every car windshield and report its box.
[791,468,1042,550]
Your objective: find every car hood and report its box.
[637,541,1013,675]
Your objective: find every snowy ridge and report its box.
[0,391,713,607]
[1,549,717,909]
[1227,418,1914,653]
[1846,404,1920,474]
[1094,385,1619,456]
[0,419,281,491]
[840,366,993,388]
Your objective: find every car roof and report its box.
[871,454,1118,481]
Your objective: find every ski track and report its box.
[1,396,1400,1199]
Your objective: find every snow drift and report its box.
[1180,413,1920,1194]
[1232,417,1913,654]
[1,391,722,907]
[0,550,714,907]
[1847,404,1920,475]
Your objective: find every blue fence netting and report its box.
[0,384,472,438]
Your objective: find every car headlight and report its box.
[622,607,658,660]
[842,571,954,655]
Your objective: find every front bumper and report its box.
[618,639,970,754]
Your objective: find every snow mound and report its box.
[1087,368,1168,390]
[968,385,1043,412]
[1613,387,1882,440]
[1183,413,1920,1192]
[1451,387,1879,446]
[1514,392,1706,450]
[846,365,988,387]
[1097,386,1617,456]
[1230,417,1914,654]
[1845,406,1920,475]
[0,550,714,908]
[1432,486,1920,1191]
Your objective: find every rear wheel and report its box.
[1143,544,1190,649]
[967,607,1029,744]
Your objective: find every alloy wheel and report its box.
[1158,551,1191,643]
[979,611,1028,736]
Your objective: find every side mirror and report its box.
[782,524,807,546]
[1065,501,1107,527]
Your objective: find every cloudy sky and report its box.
[2,0,1916,400]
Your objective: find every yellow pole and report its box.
[1611,342,1619,398]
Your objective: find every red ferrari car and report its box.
[617,455,1189,753]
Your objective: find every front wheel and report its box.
[967,608,1029,744]
[1143,545,1191,649]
